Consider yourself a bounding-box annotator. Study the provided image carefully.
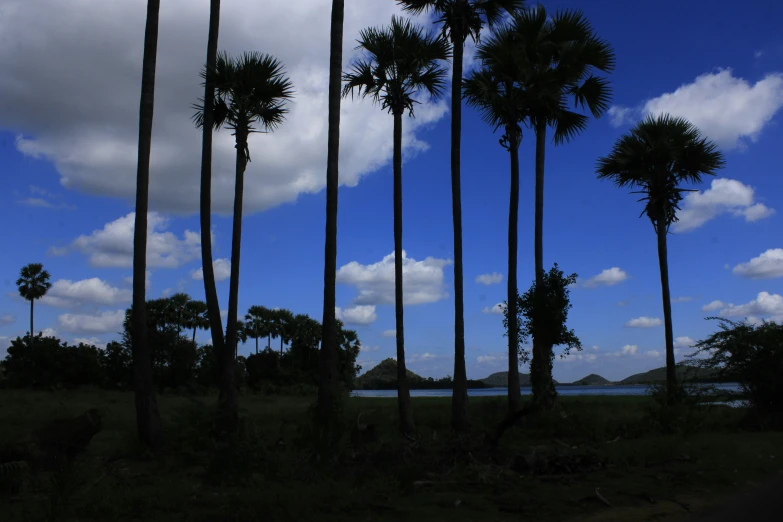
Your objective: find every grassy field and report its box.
[1,389,781,522]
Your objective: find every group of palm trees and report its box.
[122,0,724,446]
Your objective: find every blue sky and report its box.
[1,0,782,382]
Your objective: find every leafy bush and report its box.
[1,335,104,389]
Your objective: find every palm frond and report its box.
[551,108,588,145]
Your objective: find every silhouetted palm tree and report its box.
[245,305,271,355]
[343,15,450,436]
[317,0,345,435]
[508,6,614,407]
[597,114,724,399]
[130,0,164,451]
[185,299,210,344]
[463,24,529,416]
[195,51,294,434]
[16,263,52,345]
[398,0,524,433]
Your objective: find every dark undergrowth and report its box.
[1,389,781,522]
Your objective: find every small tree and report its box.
[16,263,52,346]
[503,263,581,402]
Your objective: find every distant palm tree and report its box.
[508,6,614,407]
[244,306,269,355]
[16,263,52,346]
[195,51,293,433]
[272,309,295,357]
[597,114,724,399]
[167,293,192,337]
[185,299,210,344]
[130,0,164,450]
[317,0,345,435]
[463,24,529,416]
[343,15,450,436]
[398,0,524,433]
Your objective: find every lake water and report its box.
[351,383,742,398]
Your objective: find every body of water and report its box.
[351,383,741,398]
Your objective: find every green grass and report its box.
[0,389,781,522]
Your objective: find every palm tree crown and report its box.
[342,15,451,116]
[596,113,725,229]
[16,263,52,302]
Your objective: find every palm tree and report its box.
[130,0,164,451]
[185,299,210,344]
[273,309,295,357]
[343,15,450,436]
[167,293,192,337]
[597,114,724,399]
[463,24,529,416]
[197,0,226,395]
[508,7,614,407]
[317,0,345,436]
[244,306,269,355]
[16,263,52,345]
[398,0,524,433]
[195,51,293,433]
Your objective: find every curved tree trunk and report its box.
[219,126,248,436]
[506,128,522,417]
[393,111,415,437]
[531,122,556,409]
[199,0,226,395]
[131,0,163,451]
[656,219,677,399]
[450,34,469,433]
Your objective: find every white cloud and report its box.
[360,345,380,353]
[73,337,107,349]
[41,278,132,308]
[57,309,125,335]
[672,296,693,303]
[625,316,662,328]
[560,352,598,364]
[477,352,508,365]
[483,302,506,315]
[583,267,629,288]
[335,305,377,326]
[713,292,783,322]
[476,272,503,285]
[609,69,783,149]
[674,336,696,348]
[673,179,775,232]
[645,350,662,358]
[68,213,202,268]
[702,300,725,312]
[41,328,58,338]
[0,314,15,326]
[381,329,396,338]
[732,249,783,279]
[192,258,231,282]
[0,1,446,215]
[336,251,452,306]
[621,344,638,356]
[410,352,437,361]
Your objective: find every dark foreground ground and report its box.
[0,389,781,522]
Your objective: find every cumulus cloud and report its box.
[0,314,15,326]
[0,1,446,215]
[645,350,662,358]
[477,352,508,365]
[674,336,696,348]
[57,309,125,335]
[73,337,107,349]
[625,316,662,328]
[336,251,452,306]
[621,344,638,356]
[483,302,506,315]
[732,249,783,279]
[608,69,783,149]
[583,267,629,288]
[712,292,783,322]
[192,258,231,282]
[476,272,503,285]
[41,278,132,308]
[66,213,202,268]
[702,300,725,312]
[381,329,396,338]
[335,305,377,326]
[673,179,775,232]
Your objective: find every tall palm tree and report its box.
[343,15,450,436]
[130,0,164,451]
[195,51,294,433]
[185,299,210,344]
[16,263,52,345]
[245,305,271,354]
[597,114,724,399]
[398,0,524,433]
[508,7,614,407]
[317,0,345,435]
[167,293,192,336]
[463,24,529,416]
[197,0,226,387]
[273,309,295,357]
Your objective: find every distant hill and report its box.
[355,359,488,390]
[620,364,718,384]
[479,372,560,387]
[570,373,611,386]
[355,358,422,387]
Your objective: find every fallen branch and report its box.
[595,487,612,507]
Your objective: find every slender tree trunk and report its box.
[449,34,469,433]
[393,111,416,437]
[656,219,678,399]
[506,127,521,417]
[192,327,196,345]
[531,122,555,409]
[268,333,271,349]
[199,0,226,391]
[29,300,34,347]
[316,5,343,430]
[131,0,163,451]
[255,336,258,355]
[220,126,248,436]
